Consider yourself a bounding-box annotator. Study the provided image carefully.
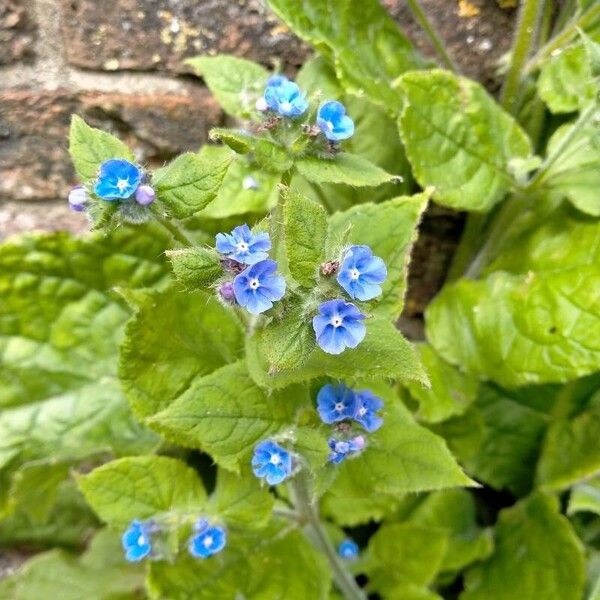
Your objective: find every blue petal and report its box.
[318,101,345,122]
[353,281,382,302]
[340,319,366,348]
[317,326,347,355]
[215,232,236,254]
[265,465,288,485]
[260,274,286,300]
[331,115,355,140]
[312,313,331,337]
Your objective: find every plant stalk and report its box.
[406,0,458,72]
[154,213,195,247]
[501,0,546,114]
[290,475,366,600]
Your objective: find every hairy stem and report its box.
[406,0,457,71]
[154,213,195,247]
[501,0,545,114]
[290,475,366,600]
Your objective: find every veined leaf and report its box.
[166,247,223,289]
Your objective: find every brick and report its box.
[0,87,221,202]
[59,0,309,74]
[0,0,36,65]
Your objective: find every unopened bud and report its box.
[255,97,268,112]
[135,184,156,206]
[320,260,340,276]
[218,281,236,305]
[68,185,87,212]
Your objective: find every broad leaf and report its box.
[167,247,223,289]
[186,55,269,119]
[462,493,585,600]
[397,70,532,211]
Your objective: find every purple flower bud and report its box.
[68,186,87,212]
[135,184,156,206]
[218,281,236,305]
[350,435,366,451]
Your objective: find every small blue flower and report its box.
[337,245,387,301]
[252,440,293,485]
[354,390,384,432]
[215,224,271,265]
[122,520,152,562]
[264,79,309,117]
[313,299,366,355]
[327,436,365,464]
[189,520,227,559]
[233,259,286,314]
[317,101,355,142]
[338,538,360,560]
[317,384,357,424]
[94,159,142,200]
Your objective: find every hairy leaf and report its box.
[167,247,223,289]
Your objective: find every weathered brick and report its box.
[0,0,36,65]
[0,87,221,202]
[59,0,309,74]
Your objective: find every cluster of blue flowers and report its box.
[121,518,226,562]
[317,383,384,464]
[215,225,286,314]
[68,158,156,214]
[256,74,355,142]
[314,245,387,355]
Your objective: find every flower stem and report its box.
[406,0,458,72]
[154,212,195,247]
[290,475,366,600]
[501,0,545,114]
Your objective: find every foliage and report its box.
[2,1,600,599]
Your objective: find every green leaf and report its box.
[247,318,429,390]
[538,45,595,113]
[0,529,145,600]
[537,403,600,490]
[406,344,479,423]
[119,287,244,419]
[210,127,254,154]
[542,122,600,216]
[568,477,600,516]
[284,189,328,287]
[68,115,134,181]
[186,55,269,119]
[78,455,207,527]
[148,360,310,472]
[0,227,168,515]
[154,149,233,219]
[296,153,398,187]
[166,247,223,289]
[267,0,426,110]
[397,70,532,212]
[462,493,585,600]
[147,527,331,599]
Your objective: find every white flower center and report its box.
[237,241,249,252]
[203,535,213,548]
[335,402,345,412]
[116,178,129,192]
[280,101,293,113]
[137,535,146,546]
[325,120,334,132]
[349,268,361,280]
[249,278,260,290]
[270,453,281,465]
[331,316,343,328]
[358,406,367,417]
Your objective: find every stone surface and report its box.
[0,87,221,202]
[0,0,37,65]
[60,0,309,74]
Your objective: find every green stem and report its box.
[525,4,600,74]
[501,0,545,114]
[527,102,598,190]
[406,0,458,72]
[445,213,488,282]
[154,213,195,247]
[290,475,366,600]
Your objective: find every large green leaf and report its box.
[461,493,585,600]
[0,228,168,517]
[119,287,244,419]
[186,55,269,119]
[148,360,310,471]
[397,70,532,212]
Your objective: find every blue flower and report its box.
[327,436,365,464]
[252,440,293,485]
[313,299,366,355]
[317,384,357,424]
[216,224,271,265]
[233,259,286,314]
[122,520,152,562]
[189,520,227,559]
[317,101,355,142]
[338,538,360,560]
[337,245,387,301]
[354,390,384,432]
[94,159,142,200]
[264,79,308,117]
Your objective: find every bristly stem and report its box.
[406,0,458,72]
[501,0,545,114]
[290,475,366,600]
[154,212,195,247]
